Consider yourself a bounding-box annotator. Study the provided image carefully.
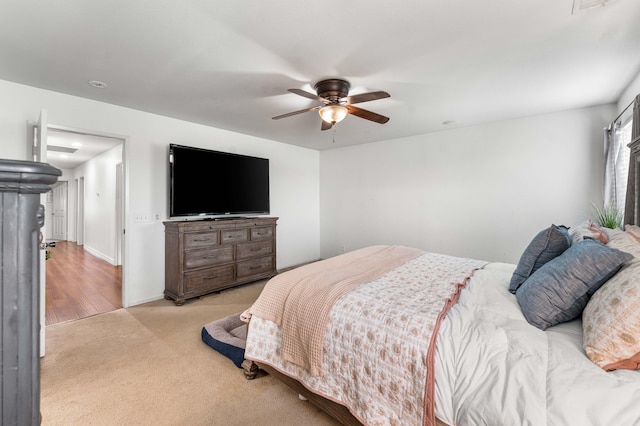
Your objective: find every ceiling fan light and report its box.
[319,105,348,123]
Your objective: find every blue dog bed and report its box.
[201,312,247,368]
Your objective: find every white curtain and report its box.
[603,119,631,216]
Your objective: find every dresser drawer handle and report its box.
[249,265,262,270]
[203,275,218,280]
[250,248,262,252]
[202,255,216,259]
[193,238,210,242]
[256,231,268,235]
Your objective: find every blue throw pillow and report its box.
[509,225,571,294]
[516,238,633,330]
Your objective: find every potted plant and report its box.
[592,203,623,229]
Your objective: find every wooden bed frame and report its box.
[242,360,448,426]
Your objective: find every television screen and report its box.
[169,144,270,218]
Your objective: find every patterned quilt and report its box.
[244,247,486,426]
[245,245,424,376]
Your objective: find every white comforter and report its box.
[435,262,640,426]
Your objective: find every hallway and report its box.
[45,241,122,325]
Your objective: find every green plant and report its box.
[45,250,51,260]
[592,202,623,229]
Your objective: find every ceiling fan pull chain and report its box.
[332,126,337,143]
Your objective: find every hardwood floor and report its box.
[45,241,122,326]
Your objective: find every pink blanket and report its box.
[246,245,424,375]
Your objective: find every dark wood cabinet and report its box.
[164,217,277,305]
[625,137,640,226]
[0,159,60,425]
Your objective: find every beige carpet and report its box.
[40,280,340,426]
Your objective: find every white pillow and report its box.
[582,231,640,371]
[569,219,609,245]
[625,224,640,242]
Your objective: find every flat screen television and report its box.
[169,144,270,218]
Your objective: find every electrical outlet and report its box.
[339,245,346,253]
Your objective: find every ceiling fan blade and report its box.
[288,88,330,104]
[346,105,390,124]
[346,91,390,105]
[272,105,321,120]
[321,120,333,131]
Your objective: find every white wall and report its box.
[73,144,122,264]
[320,105,615,263]
[3,70,635,305]
[0,79,320,307]
[618,69,640,111]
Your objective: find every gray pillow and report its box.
[509,225,571,294]
[516,238,633,330]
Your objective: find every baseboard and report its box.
[126,295,165,308]
[83,245,116,266]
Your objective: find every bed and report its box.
[241,223,640,426]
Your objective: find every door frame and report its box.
[76,177,84,246]
[115,163,123,266]
[31,111,48,356]
[48,124,129,306]
[28,119,130,320]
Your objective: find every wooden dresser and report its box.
[164,217,277,305]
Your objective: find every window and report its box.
[617,118,633,215]
[604,116,633,218]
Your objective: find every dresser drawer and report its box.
[237,241,273,260]
[251,227,273,240]
[237,256,274,278]
[184,232,218,249]
[184,246,233,269]
[220,229,248,244]
[184,265,235,294]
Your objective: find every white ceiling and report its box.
[2,0,639,151]
[46,128,122,170]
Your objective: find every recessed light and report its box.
[72,142,83,147]
[48,146,77,153]
[88,80,108,89]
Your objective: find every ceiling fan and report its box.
[272,78,390,131]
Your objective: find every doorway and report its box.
[44,127,126,325]
[51,181,68,241]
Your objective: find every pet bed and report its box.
[201,312,247,368]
